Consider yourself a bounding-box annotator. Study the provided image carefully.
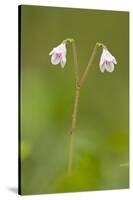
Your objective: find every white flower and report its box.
[99,48,117,72]
[49,43,67,68]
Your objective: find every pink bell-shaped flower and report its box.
[49,43,67,68]
[99,48,117,72]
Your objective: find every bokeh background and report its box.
[20,5,129,195]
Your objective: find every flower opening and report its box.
[99,48,117,72]
[49,43,67,68]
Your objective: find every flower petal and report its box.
[51,53,61,65]
[99,49,104,66]
[99,62,106,72]
[60,55,66,68]
[99,48,117,73]
[54,43,66,53]
[105,62,114,72]
[112,56,117,64]
[49,48,55,56]
[104,49,117,64]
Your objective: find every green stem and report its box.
[71,40,79,83]
[67,40,105,175]
[63,38,79,84]
[68,85,80,175]
[79,43,99,86]
[65,38,79,175]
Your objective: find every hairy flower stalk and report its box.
[49,39,117,175]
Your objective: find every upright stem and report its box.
[68,85,80,175]
[67,39,79,175]
[67,41,103,175]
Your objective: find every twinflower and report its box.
[49,43,67,68]
[99,48,117,72]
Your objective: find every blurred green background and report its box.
[20,5,129,195]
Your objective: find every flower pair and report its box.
[49,41,117,72]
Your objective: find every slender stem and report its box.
[66,38,79,175]
[79,44,99,87]
[68,85,80,175]
[67,41,103,175]
[71,40,79,83]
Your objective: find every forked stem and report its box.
[79,43,104,86]
[64,38,79,175]
[66,40,105,175]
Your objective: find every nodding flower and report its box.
[99,48,117,72]
[49,42,67,68]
